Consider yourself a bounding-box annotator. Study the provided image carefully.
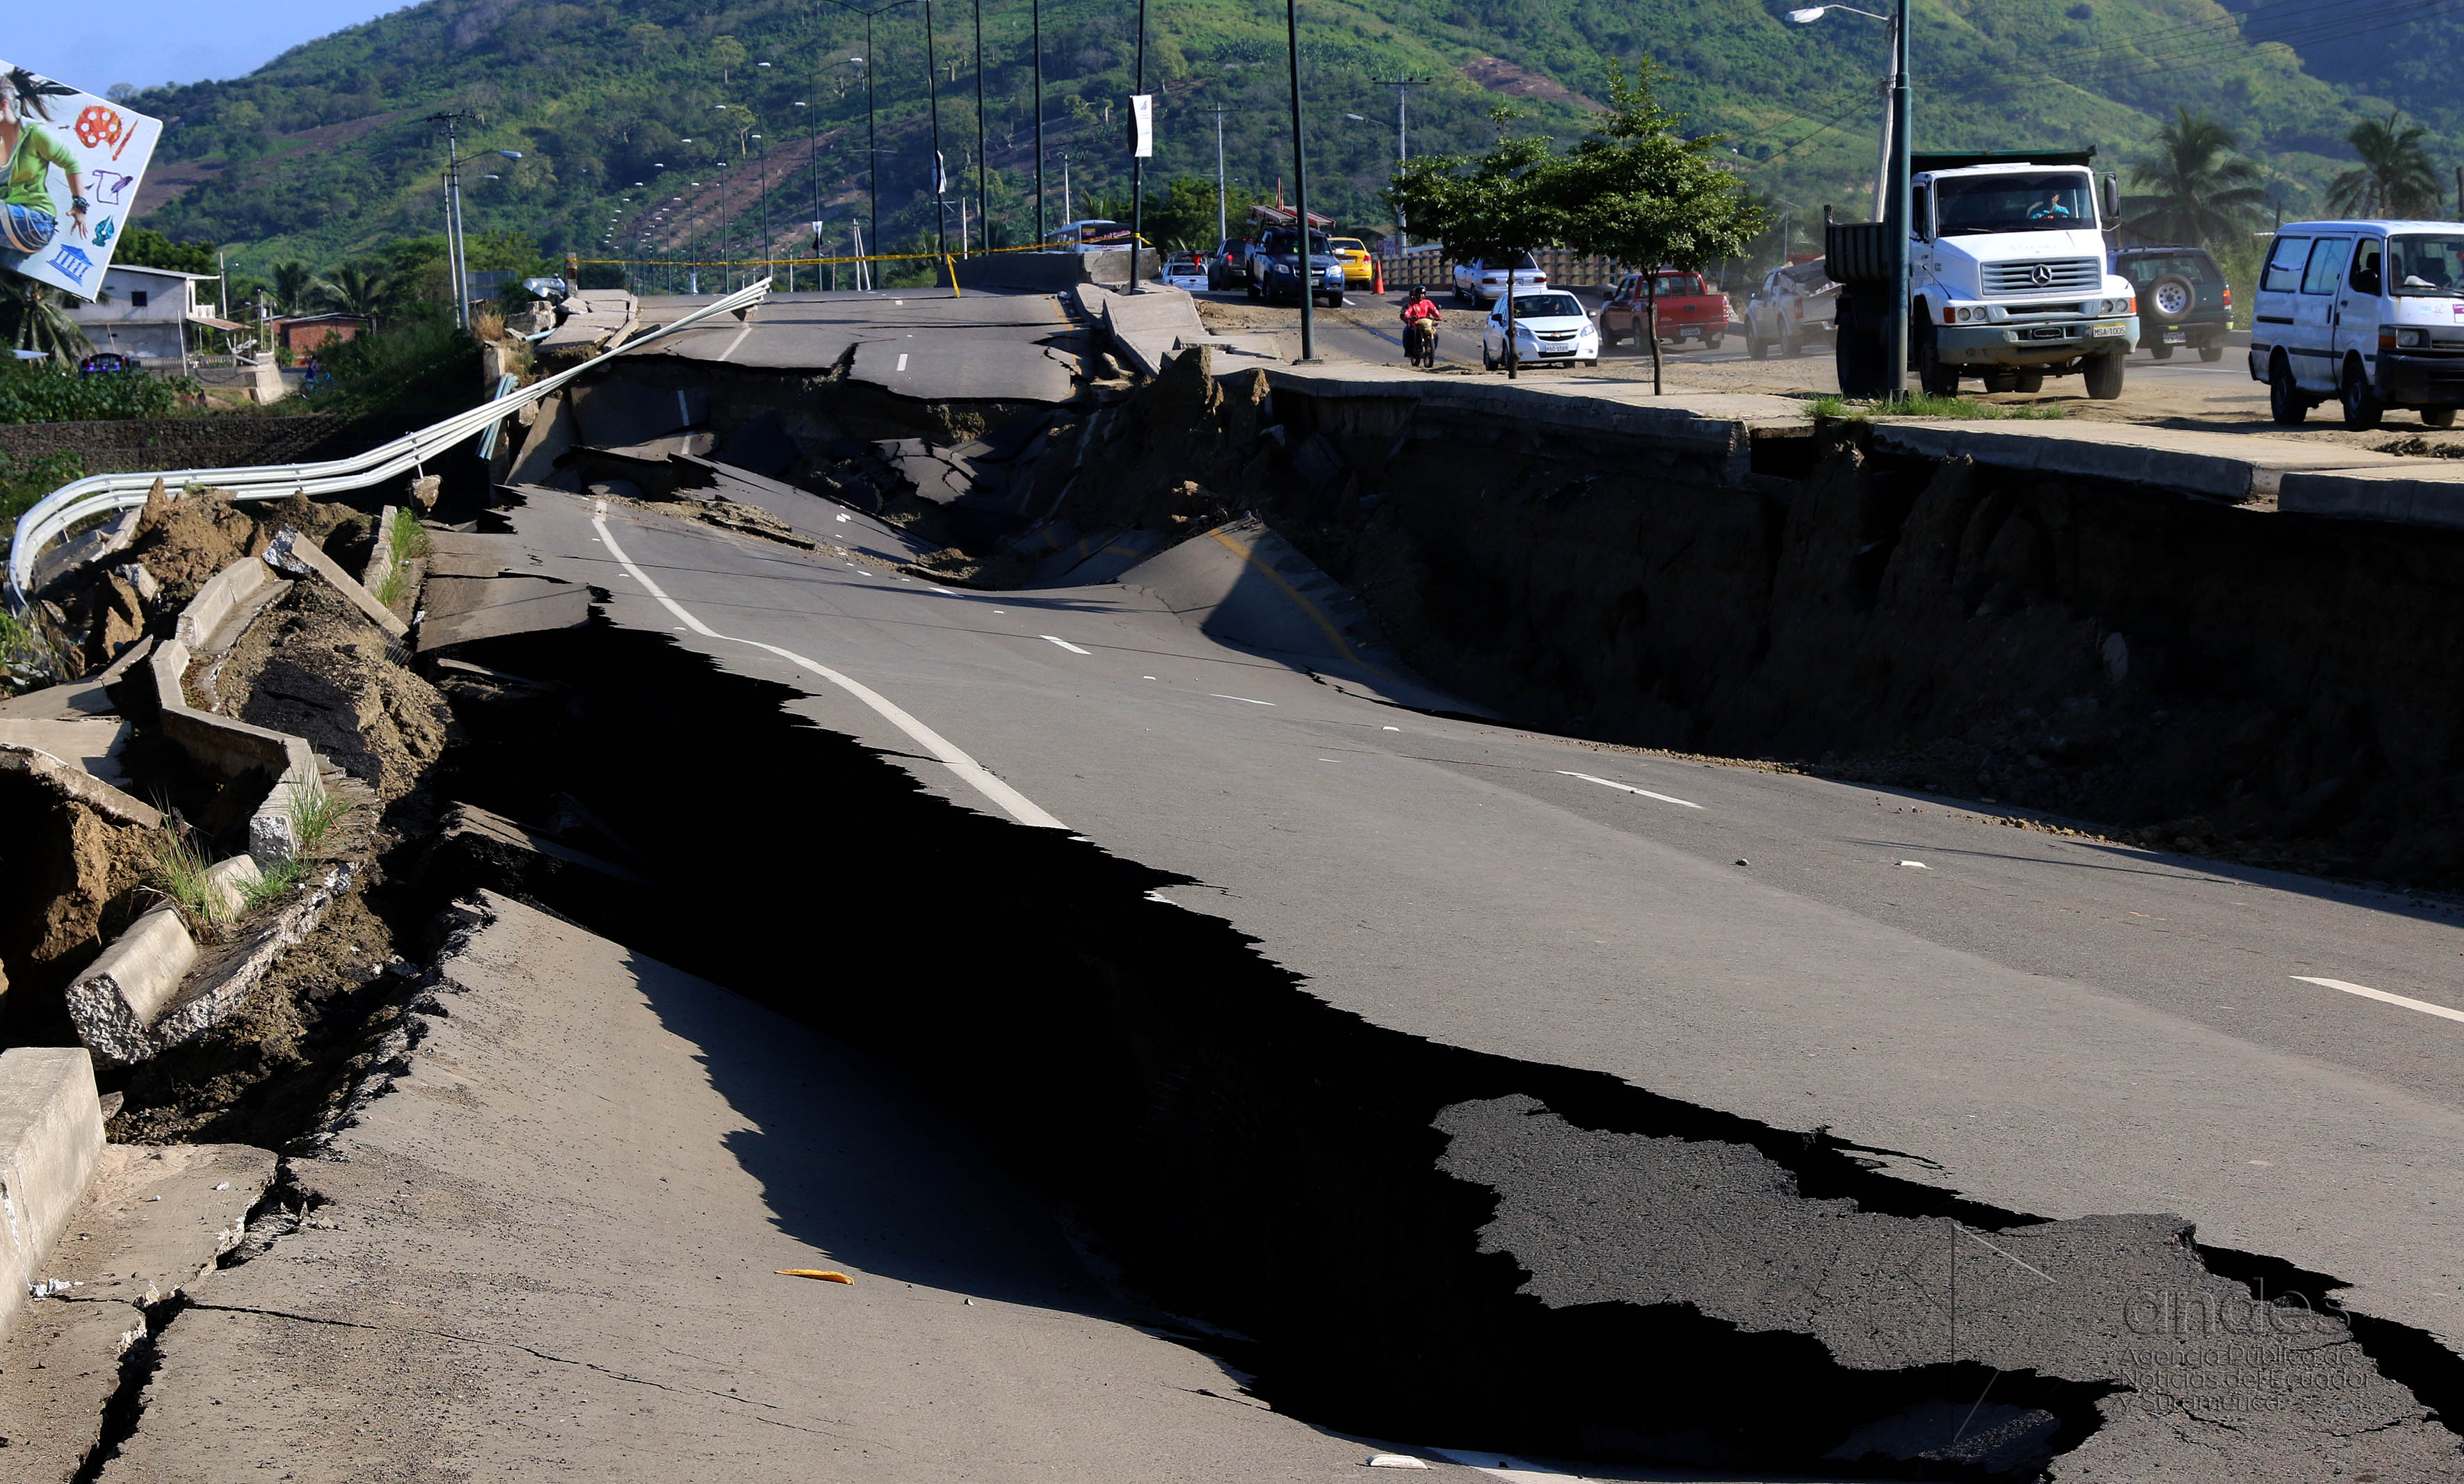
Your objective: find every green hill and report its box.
[120,0,2459,282]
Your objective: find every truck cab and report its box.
[1906,156,2139,397]
[2250,220,2464,429]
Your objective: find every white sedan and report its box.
[1481,291,1600,369]
[1161,255,1209,292]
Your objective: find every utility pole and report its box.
[973,0,988,250]
[426,110,474,330]
[1062,151,1071,222]
[1032,0,1045,244]
[926,0,947,262]
[1284,0,1316,361]
[1374,79,1426,246]
[1206,105,1231,246]
[755,134,772,282]
[1884,0,1910,399]
[1129,0,1149,292]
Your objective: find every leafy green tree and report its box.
[2328,111,2442,218]
[1546,59,1763,392]
[2124,108,2270,247]
[113,226,218,275]
[313,262,397,326]
[1387,105,1569,378]
[627,22,666,60]
[271,261,314,314]
[1,283,94,365]
[711,35,748,86]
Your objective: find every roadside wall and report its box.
[0,414,379,476]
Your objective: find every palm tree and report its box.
[0,283,93,364]
[271,261,313,315]
[2327,111,2442,218]
[2123,108,2269,248]
[312,262,394,328]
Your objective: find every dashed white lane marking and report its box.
[594,515,1066,830]
[2292,976,2464,1025]
[1558,770,1702,809]
[714,321,757,362]
[1040,634,1090,654]
[896,352,909,371]
[1211,693,1276,706]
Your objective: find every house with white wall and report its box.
[59,264,229,367]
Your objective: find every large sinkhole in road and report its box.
[430,613,2461,1479]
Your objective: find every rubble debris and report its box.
[211,581,451,802]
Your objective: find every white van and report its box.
[2249,220,2464,428]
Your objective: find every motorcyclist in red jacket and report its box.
[1400,286,1442,365]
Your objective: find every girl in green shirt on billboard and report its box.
[0,68,90,271]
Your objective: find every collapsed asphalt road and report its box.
[327,478,2462,1479]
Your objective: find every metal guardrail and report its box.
[5,279,775,611]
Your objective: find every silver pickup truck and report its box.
[1743,259,1838,360]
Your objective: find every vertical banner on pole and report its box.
[0,61,163,300]
[1129,95,1154,158]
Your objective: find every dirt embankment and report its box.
[1046,364,2464,888]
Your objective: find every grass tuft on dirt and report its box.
[1808,393,2066,421]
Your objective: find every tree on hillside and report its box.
[628,22,666,60]
[314,263,396,328]
[1387,106,1570,380]
[1,284,94,365]
[2327,110,2441,218]
[113,227,218,275]
[711,36,748,86]
[2124,107,2269,247]
[1547,58,1764,391]
[271,261,313,314]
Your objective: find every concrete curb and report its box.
[360,503,398,590]
[2278,465,2464,529]
[1077,282,1207,380]
[145,861,355,1060]
[1865,419,2455,502]
[172,550,280,652]
[0,1048,103,1342]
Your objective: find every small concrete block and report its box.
[0,1048,104,1341]
[65,905,198,1064]
[204,854,264,920]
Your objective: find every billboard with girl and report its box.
[1,62,161,300]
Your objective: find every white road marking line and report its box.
[593,515,1066,830]
[896,352,909,371]
[715,321,757,362]
[1211,693,1276,706]
[2292,976,2464,1025]
[1899,860,1930,869]
[1558,770,1702,809]
[1040,634,1090,654]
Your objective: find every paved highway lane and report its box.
[502,490,2464,1364]
[631,288,1080,399]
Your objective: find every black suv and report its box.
[2109,245,2231,362]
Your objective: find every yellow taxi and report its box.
[1328,237,1376,289]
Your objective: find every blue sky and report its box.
[10,1,399,95]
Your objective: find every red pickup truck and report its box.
[1598,270,1733,352]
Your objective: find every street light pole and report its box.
[1284,0,1316,362]
[1032,0,1045,245]
[972,0,988,250]
[925,0,947,263]
[1129,0,1148,293]
[1885,0,1910,399]
[426,111,473,330]
[1208,105,1230,247]
[1785,7,1895,220]
[755,134,772,284]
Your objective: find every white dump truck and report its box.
[1827,150,2140,398]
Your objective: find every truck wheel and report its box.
[1747,326,1767,360]
[2147,275,2196,324]
[2084,351,2125,400]
[1780,321,1802,358]
[1916,322,1960,397]
[2341,357,2385,430]
[2015,371,2045,393]
[2150,342,2174,360]
[2425,407,2458,428]
[1983,369,2020,394]
[2269,352,2308,424]
[1704,332,1724,351]
[2198,343,2225,363]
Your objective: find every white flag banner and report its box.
[0,62,163,300]
[1129,95,1154,159]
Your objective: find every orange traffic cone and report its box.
[1374,260,1385,296]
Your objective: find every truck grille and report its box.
[1981,259,2100,297]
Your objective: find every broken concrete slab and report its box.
[0,1048,105,1343]
[262,528,409,640]
[846,336,1077,403]
[94,894,1385,1483]
[414,528,592,651]
[567,378,707,448]
[506,390,581,491]
[0,1142,274,1482]
[0,739,157,828]
[2278,460,2464,528]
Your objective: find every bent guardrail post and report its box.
[6,280,775,611]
